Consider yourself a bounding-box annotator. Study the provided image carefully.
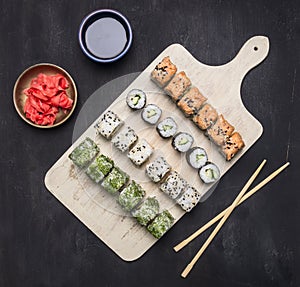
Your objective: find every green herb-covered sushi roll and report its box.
[126,89,147,110]
[118,181,145,211]
[132,197,159,226]
[147,210,175,239]
[86,154,114,183]
[68,137,99,168]
[95,110,123,140]
[101,167,129,194]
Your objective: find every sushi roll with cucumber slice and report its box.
[86,154,114,183]
[160,171,187,199]
[147,210,175,239]
[172,132,194,153]
[118,181,145,212]
[95,110,123,140]
[111,126,138,152]
[132,197,160,226]
[156,117,177,138]
[146,156,171,183]
[141,104,162,125]
[186,147,208,169]
[127,139,153,166]
[101,167,129,194]
[199,162,220,183]
[176,185,202,212]
[68,137,99,168]
[126,89,147,110]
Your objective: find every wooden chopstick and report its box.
[174,161,290,253]
[181,159,266,278]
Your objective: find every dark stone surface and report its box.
[0,0,299,286]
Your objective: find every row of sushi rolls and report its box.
[68,56,245,239]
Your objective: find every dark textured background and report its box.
[0,0,299,286]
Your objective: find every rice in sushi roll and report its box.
[186,147,208,169]
[160,171,187,199]
[147,210,175,239]
[86,154,114,183]
[141,104,162,125]
[101,167,129,194]
[172,132,194,153]
[111,126,138,152]
[132,197,160,226]
[145,156,171,183]
[156,117,177,138]
[176,185,202,212]
[126,89,147,110]
[199,162,220,184]
[127,139,153,166]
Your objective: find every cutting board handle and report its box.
[226,36,270,79]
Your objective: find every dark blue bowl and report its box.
[79,9,133,63]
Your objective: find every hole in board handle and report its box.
[254,46,258,51]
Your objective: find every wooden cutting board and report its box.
[44,36,269,261]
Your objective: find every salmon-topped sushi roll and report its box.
[222,132,245,161]
[164,71,192,102]
[207,115,235,146]
[177,87,207,117]
[151,56,177,87]
[192,104,218,130]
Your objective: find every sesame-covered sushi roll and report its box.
[156,117,177,138]
[160,171,187,199]
[177,87,207,117]
[199,162,220,184]
[141,104,162,125]
[147,210,175,239]
[164,71,191,102]
[222,132,245,161]
[192,104,218,130]
[126,89,147,110]
[86,154,114,183]
[95,110,123,140]
[176,185,202,212]
[132,197,160,226]
[150,56,177,87]
[101,167,129,194]
[186,147,208,169]
[127,139,153,166]
[111,126,138,152]
[118,181,145,212]
[68,137,99,168]
[146,156,171,183]
[172,132,194,153]
[207,115,235,146]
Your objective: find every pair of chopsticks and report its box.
[174,159,290,278]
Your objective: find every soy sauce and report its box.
[85,17,127,59]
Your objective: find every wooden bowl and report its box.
[13,63,77,128]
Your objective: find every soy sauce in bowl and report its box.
[79,9,133,63]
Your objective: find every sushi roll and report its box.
[199,162,220,184]
[222,132,245,161]
[177,87,207,117]
[186,147,208,169]
[176,185,202,212]
[192,104,218,130]
[95,110,123,140]
[146,156,171,183]
[147,210,175,239]
[118,181,145,212]
[150,56,177,87]
[86,154,114,183]
[101,167,129,194]
[172,132,194,153]
[126,89,147,110]
[141,104,162,125]
[207,115,235,146]
[68,137,99,168]
[160,171,187,199]
[164,71,192,102]
[132,197,160,226]
[156,117,177,138]
[111,126,138,152]
[127,139,153,166]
